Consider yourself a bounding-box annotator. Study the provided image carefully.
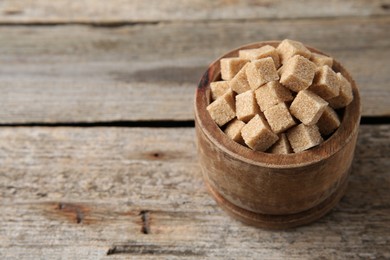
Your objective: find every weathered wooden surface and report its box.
[0,0,388,24]
[0,16,389,123]
[1,1,389,258]
[0,126,389,259]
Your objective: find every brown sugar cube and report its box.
[236,90,260,123]
[239,45,281,68]
[206,90,235,127]
[276,39,312,65]
[310,53,333,68]
[328,73,353,109]
[287,124,323,153]
[246,57,279,90]
[280,55,316,92]
[264,103,296,134]
[317,106,341,136]
[268,133,293,154]
[220,57,248,80]
[255,81,293,112]
[224,119,245,144]
[241,114,279,151]
[290,90,328,125]
[228,63,251,94]
[210,81,230,101]
[309,65,340,100]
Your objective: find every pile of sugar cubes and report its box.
[207,39,353,154]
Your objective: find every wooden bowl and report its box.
[194,41,361,229]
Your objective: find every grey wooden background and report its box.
[0,1,389,259]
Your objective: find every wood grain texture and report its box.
[0,16,389,123]
[0,126,389,259]
[0,0,388,24]
[195,42,361,227]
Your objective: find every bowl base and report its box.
[204,174,349,229]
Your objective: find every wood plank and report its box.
[0,125,389,259]
[0,17,389,123]
[0,0,388,24]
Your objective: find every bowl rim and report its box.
[194,40,361,169]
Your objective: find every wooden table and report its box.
[1,1,389,259]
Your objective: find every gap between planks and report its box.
[0,117,388,128]
[0,14,389,27]
[0,120,196,128]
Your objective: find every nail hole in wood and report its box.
[139,210,151,234]
[381,4,390,9]
[106,246,117,255]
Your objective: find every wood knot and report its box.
[56,202,88,224]
[3,8,23,15]
[381,3,390,10]
[147,151,163,160]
